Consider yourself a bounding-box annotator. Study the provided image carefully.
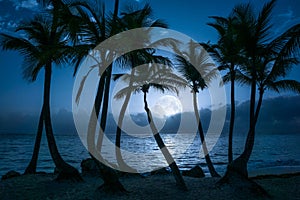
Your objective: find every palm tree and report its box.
[67,0,130,192]
[112,5,168,172]
[220,0,300,182]
[113,50,172,172]
[114,63,188,190]
[0,13,82,181]
[204,14,243,163]
[253,23,300,122]
[11,0,81,177]
[72,1,170,166]
[224,0,276,178]
[71,1,170,191]
[175,41,220,177]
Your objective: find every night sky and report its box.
[0,0,300,133]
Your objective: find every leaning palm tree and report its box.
[204,14,244,163]
[112,5,168,171]
[175,41,220,177]
[0,13,82,181]
[114,63,188,190]
[113,49,171,172]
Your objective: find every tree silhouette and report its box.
[204,13,244,163]
[175,40,220,177]
[218,0,300,189]
[114,63,188,190]
[72,1,170,192]
[112,5,168,171]
[0,11,82,181]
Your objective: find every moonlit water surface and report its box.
[0,133,299,176]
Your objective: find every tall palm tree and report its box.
[204,14,243,163]
[114,64,188,190]
[72,1,170,167]
[236,22,300,163]
[0,13,82,181]
[225,0,276,178]
[68,0,130,192]
[175,41,220,177]
[71,1,170,192]
[221,0,300,181]
[11,0,81,177]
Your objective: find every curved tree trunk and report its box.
[93,0,127,193]
[217,85,269,199]
[143,91,187,191]
[96,0,120,152]
[237,78,257,175]
[192,91,220,177]
[254,88,264,125]
[43,64,82,181]
[23,0,64,176]
[87,101,126,193]
[24,108,44,174]
[221,77,258,182]
[94,72,106,153]
[115,68,137,172]
[96,64,112,152]
[228,69,235,163]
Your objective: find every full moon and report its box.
[151,95,183,119]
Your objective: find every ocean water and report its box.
[0,133,299,177]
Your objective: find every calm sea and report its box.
[0,133,299,177]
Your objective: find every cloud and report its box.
[1,95,300,135]
[274,7,300,35]
[0,109,77,135]
[0,0,38,31]
[11,0,38,10]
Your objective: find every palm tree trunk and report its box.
[254,88,264,124]
[113,0,119,19]
[228,69,235,163]
[115,68,137,172]
[95,73,106,118]
[96,0,119,151]
[93,0,126,193]
[241,78,257,163]
[24,108,44,174]
[143,91,187,191]
[226,77,257,179]
[192,91,220,177]
[87,102,126,193]
[96,64,112,152]
[94,73,106,153]
[219,81,263,186]
[43,63,82,181]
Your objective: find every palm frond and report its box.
[256,0,276,43]
[235,69,252,85]
[269,80,300,94]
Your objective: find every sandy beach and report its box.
[0,171,299,200]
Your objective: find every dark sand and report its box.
[0,172,299,200]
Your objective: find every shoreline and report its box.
[1,169,300,200]
[248,166,300,177]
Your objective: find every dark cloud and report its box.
[0,109,77,135]
[0,0,38,31]
[0,95,299,135]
